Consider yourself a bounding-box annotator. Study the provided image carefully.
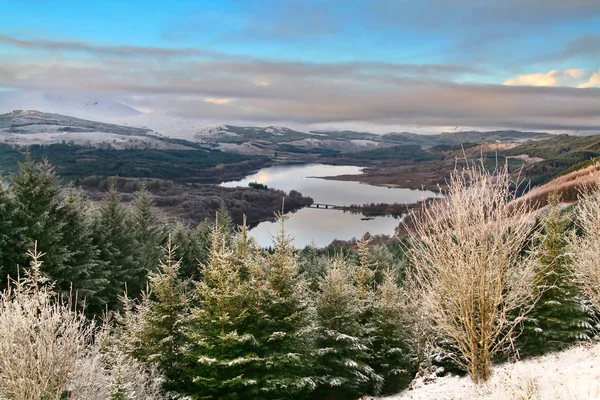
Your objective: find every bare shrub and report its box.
[406,163,539,383]
[0,246,97,399]
[0,245,164,399]
[568,182,600,313]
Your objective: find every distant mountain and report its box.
[0,110,149,136]
[0,90,141,120]
[0,110,199,150]
[0,105,559,155]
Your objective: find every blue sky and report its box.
[0,0,599,132]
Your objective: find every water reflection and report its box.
[221,164,441,248]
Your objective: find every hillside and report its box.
[381,343,600,400]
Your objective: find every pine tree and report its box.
[369,269,415,395]
[247,211,317,399]
[132,236,192,393]
[131,184,166,285]
[298,244,329,292]
[58,187,109,314]
[93,182,138,309]
[0,176,20,287]
[216,204,234,245]
[10,156,72,291]
[519,193,593,356]
[170,220,212,282]
[185,222,260,399]
[312,258,383,399]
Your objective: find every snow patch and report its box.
[381,343,600,400]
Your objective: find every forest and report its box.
[0,156,599,399]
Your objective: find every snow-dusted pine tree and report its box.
[185,222,260,399]
[247,211,317,398]
[127,236,192,394]
[312,257,383,399]
[368,269,415,395]
[519,193,593,356]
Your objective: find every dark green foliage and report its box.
[312,259,383,399]
[185,225,261,399]
[131,238,192,393]
[368,269,415,395]
[58,188,108,313]
[248,181,269,190]
[518,194,593,357]
[93,183,140,308]
[10,156,74,294]
[298,244,329,292]
[0,143,269,183]
[131,184,167,280]
[170,220,212,282]
[0,176,19,287]
[247,215,316,399]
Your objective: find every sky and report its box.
[0,0,599,133]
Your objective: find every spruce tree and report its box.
[369,269,415,395]
[171,220,212,281]
[216,204,234,245]
[10,156,71,291]
[519,193,593,356]
[58,187,109,314]
[298,243,329,292]
[185,222,260,399]
[132,236,192,393]
[131,184,166,283]
[247,212,316,399]
[93,182,138,309]
[312,258,383,399]
[0,176,19,287]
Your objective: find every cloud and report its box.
[504,71,560,87]
[504,69,597,87]
[565,69,586,79]
[1,36,598,132]
[0,34,227,60]
[3,58,599,132]
[544,35,600,63]
[203,97,233,105]
[579,69,600,88]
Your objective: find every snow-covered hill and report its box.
[0,110,193,150]
[382,343,600,400]
[0,90,141,120]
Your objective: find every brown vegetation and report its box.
[406,164,540,384]
[517,162,600,210]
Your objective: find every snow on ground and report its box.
[381,343,600,400]
[264,126,287,135]
[350,139,380,147]
[0,132,191,150]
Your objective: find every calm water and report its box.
[221,164,441,248]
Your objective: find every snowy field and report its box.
[381,342,600,400]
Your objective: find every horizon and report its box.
[0,0,599,134]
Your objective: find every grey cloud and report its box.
[543,35,600,62]
[0,34,226,60]
[1,49,598,132]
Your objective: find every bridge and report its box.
[307,203,340,209]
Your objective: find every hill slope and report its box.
[382,342,600,400]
